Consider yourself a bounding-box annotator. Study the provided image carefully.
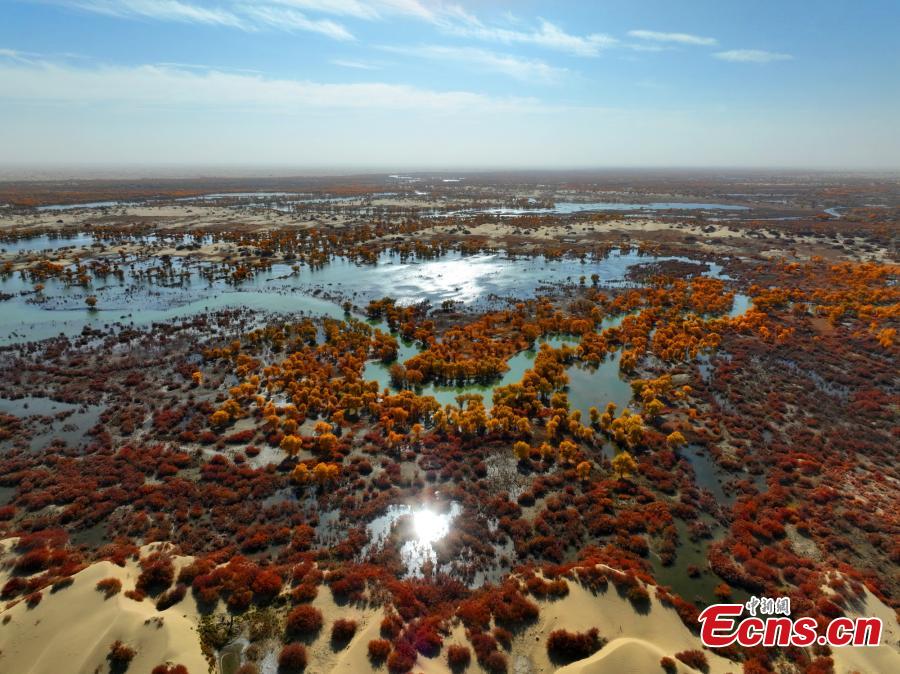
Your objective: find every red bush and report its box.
[156,583,187,611]
[674,649,709,672]
[251,569,283,602]
[286,605,323,637]
[151,666,189,674]
[107,640,136,666]
[367,638,391,663]
[278,643,308,672]
[482,651,508,673]
[96,577,122,599]
[660,656,677,673]
[547,628,605,664]
[331,618,357,645]
[387,641,417,673]
[447,644,471,670]
[136,552,175,595]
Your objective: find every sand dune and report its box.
[3,540,899,674]
[0,541,206,674]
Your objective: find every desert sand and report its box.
[3,539,899,674]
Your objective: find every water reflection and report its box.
[363,502,462,577]
[0,242,742,345]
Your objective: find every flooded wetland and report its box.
[0,172,897,674]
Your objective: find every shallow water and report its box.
[647,518,748,606]
[363,330,634,413]
[445,201,750,217]
[0,396,102,451]
[362,502,463,577]
[0,247,724,345]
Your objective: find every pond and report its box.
[647,518,749,607]
[363,331,635,414]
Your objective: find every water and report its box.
[0,396,102,451]
[363,332,634,413]
[729,293,752,317]
[679,444,730,504]
[36,201,140,211]
[0,396,78,416]
[444,202,750,217]
[0,248,724,345]
[648,519,748,606]
[1,232,98,254]
[362,502,463,576]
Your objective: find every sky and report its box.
[0,0,898,171]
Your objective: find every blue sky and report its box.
[1,0,898,170]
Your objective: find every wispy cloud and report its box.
[0,48,35,63]
[268,0,380,21]
[67,0,245,28]
[628,30,718,47]
[238,5,355,40]
[331,59,381,70]
[714,49,793,63]
[0,57,548,113]
[451,19,617,57]
[54,1,358,39]
[381,45,566,82]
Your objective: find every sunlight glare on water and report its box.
[412,508,450,544]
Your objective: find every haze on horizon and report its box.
[1,0,898,172]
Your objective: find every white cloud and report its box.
[0,48,33,63]
[237,5,355,40]
[269,0,380,20]
[68,0,245,28]
[331,59,381,70]
[381,45,566,82]
[56,1,357,39]
[0,59,546,113]
[714,49,793,63]
[452,19,617,57]
[628,30,717,46]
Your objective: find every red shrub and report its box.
[387,641,417,673]
[291,583,318,603]
[674,649,709,672]
[367,638,391,663]
[482,651,508,673]
[547,628,605,664]
[331,618,357,645]
[278,643,307,672]
[15,548,51,574]
[447,644,471,670]
[286,605,323,637]
[107,640,136,666]
[660,656,677,673]
[380,613,403,639]
[96,577,122,599]
[151,666,189,674]
[251,569,283,602]
[124,588,146,602]
[156,583,187,611]
[136,552,175,595]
